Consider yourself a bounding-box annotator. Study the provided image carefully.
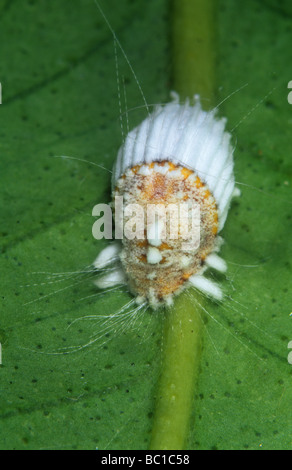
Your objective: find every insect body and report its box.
[93,94,238,308]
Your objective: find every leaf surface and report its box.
[0,0,291,450]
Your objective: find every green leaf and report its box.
[0,0,168,450]
[0,0,291,450]
[190,0,292,450]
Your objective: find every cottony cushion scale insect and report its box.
[93,93,239,309]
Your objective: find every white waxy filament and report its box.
[147,217,164,247]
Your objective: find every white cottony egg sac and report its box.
[93,94,240,309]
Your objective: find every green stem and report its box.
[149,292,203,450]
[149,0,217,450]
[171,0,217,107]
